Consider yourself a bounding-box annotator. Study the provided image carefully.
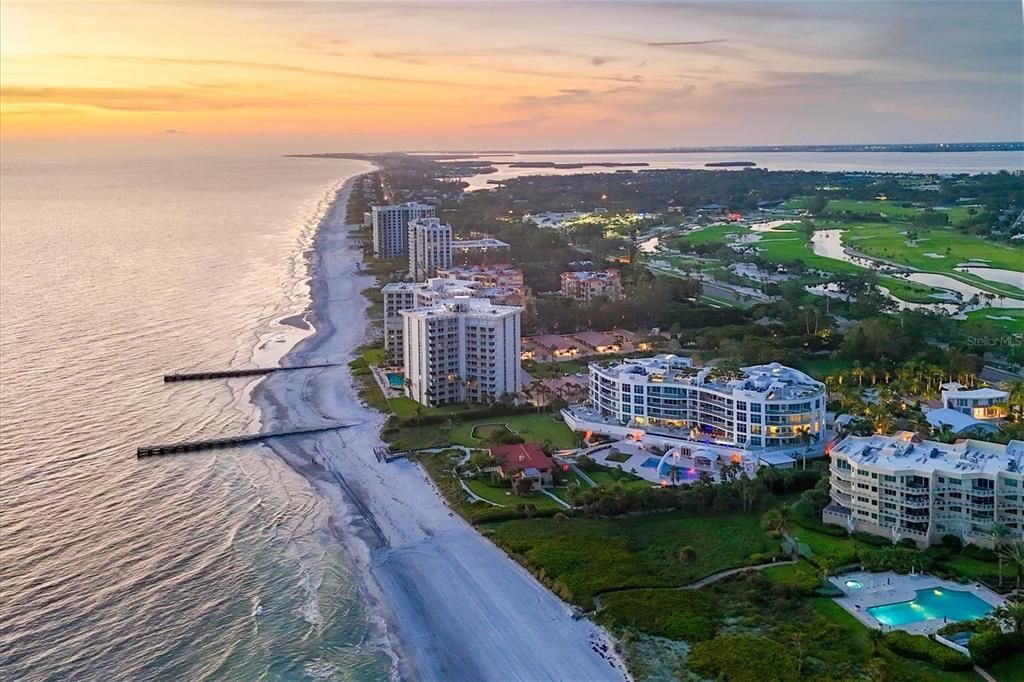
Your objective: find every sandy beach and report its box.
[252,175,628,681]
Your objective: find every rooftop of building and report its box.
[372,202,434,211]
[452,238,511,249]
[591,356,824,399]
[491,443,553,471]
[409,216,449,229]
[562,270,619,281]
[831,431,1024,476]
[382,278,478,294]
[436,264,521,276]
[400,296,522,319]
[943,386,1009,399]
[924,408,1002,434]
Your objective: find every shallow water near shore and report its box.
[0,155,388,680]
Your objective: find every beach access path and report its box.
[252,175,627,682]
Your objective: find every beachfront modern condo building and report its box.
[408,217,453,281]
[824,432,1023,547]
[562,356,827,469]
[402,298,522,407]
[382,278,478,365]
[940,382,1009,420]
[371,202,435,258]
[560,270,623,302]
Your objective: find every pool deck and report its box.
[830,570,1004,635]
[588,439,713,484]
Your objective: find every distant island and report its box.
[705,161,757,167]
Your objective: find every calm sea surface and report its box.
[0,155,388,681]
[458,150,1024,189]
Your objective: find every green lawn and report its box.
[587,467,652,491]
[790,523,859,565]
[383,411,579,452]
[754,228,866,274]
[987,652,1024,682]
[676,223,748,246]
[523,359,591,378]
[486,510,779,605]
[463,479,563,511]
[964,308,1024,334]
[824,199,976,226]
[386,396,469,418]
[880,275,958,303]
[838,222,1023,274]
[450,413,578,449]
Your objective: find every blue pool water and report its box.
[640,457,661,468]
[867,588,994,626]
[386,372,405,389]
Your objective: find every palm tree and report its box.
[989,524,1010,586]
[668,464,681,486]
[997,541,1024,591]
[992,598,1024,635]
[1003,378,1024,418]
[761,504,793,539]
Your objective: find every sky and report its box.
[1,0,1022,155]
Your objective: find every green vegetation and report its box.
[585,466,651,491]
[382,410,579,451]
[452,414,577,448]
[487,510,778,604]
[964,308,1024,334]
[988,652,1024,681]
[463,479,563,512]
[835,221,1022,277]
[521,359,591,378]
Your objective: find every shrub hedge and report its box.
[967,630,1022,667]
[882,631,972,671]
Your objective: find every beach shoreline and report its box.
[251,172,628,681]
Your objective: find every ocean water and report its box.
[0,155,389,680]
[457,150,1024,189]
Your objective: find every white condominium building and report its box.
[401,298,522,407]
[371,202,435,258]
[824,432,1023,547]
[563,356,826,466]
[382,278,477,365]
[408,217,453,281]
[940,382,1009,420]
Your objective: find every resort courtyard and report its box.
[830,570,1005,636]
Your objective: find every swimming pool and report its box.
[867,588,994,626]
[640,457,661,468]
[386,372,405,390]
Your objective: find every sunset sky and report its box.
[2,1,1022,155]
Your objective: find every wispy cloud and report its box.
[46,54,492,89]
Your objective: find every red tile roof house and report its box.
[490,443,554,491]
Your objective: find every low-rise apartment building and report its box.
[401,298,522,407]
[560,270,623,302]
[824,432,1023,547]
